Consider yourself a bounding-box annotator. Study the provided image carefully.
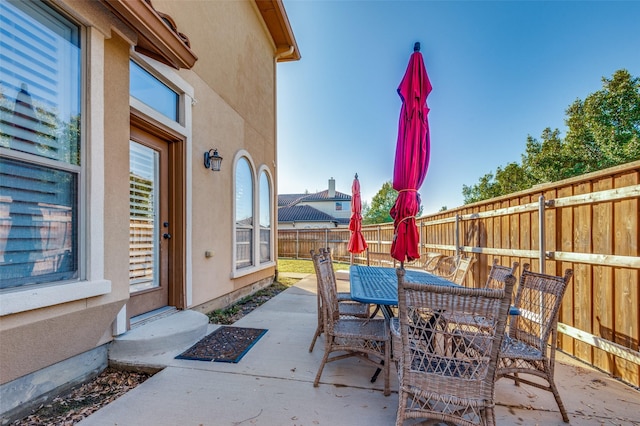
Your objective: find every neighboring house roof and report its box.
[334,217,351,226]
[302,189,351,202]
[278,193,308,207]
[277,190,351,207]
[277,205,338,224]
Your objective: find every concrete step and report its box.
[109,310,209,370]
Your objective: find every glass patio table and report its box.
[349,265,519,319]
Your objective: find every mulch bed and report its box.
[176,326,267,362]
[13,368,152,426]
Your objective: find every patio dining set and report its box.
[308,248,573,426]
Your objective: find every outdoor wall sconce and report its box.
[204,148,223,171]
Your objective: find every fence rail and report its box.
[277,160,640,387]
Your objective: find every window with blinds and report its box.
[129,141,159,292]
[0,1,81,289]
[235,157,253,269]
[259,171,271,263]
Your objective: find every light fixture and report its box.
[204,148,223,171]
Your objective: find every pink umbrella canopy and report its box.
[390,42,432,263]
[347,173,368,254]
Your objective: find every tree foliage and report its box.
[363,181,424,224]
[363,181,397,224]
[463,69,640,204]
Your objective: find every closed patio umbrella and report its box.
[390,42,432,264]
[347,173,368,257]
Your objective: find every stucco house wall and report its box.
[0,0,298,420]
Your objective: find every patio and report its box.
[80,272,640,425]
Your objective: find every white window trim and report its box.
[0,27,112,316]
[231,151,275,278]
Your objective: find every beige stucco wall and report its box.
[157,0,278,304]
[2,0,280,386]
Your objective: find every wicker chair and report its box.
[308,248,370,352]
[311,250,391,396]
[485,258,520,289]
[433,255,460,278]
[497,265,573,423]
[422,252,444,273]
[434,255,476,286]
[394,267,516,426]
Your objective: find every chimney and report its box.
[328,177,335,198]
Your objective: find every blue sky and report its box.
[276,1,640,215]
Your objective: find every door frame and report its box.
[130,113,186,311]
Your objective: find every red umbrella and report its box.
[347,173,368,255]
[390,42,432,264]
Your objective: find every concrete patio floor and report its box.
[80,273,640,425]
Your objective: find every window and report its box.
[233,154,274,275]
[129,60,179,122]
[259,171,271,263]
[335,202,343,211]
[235,157,253,269]
[0,1,81,289]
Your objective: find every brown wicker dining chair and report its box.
[394,267,516,425]
[422,252,444,273]
[497,265,573,423]
[485,258,520,289]
[308,248,371,352]
[439,259,520,341]
[433,254,459,278]
[311,250,391,396]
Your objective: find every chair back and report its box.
[450,256,476,285]
[433,255,459,277]
[311,250,340,331]
[396,267,515,416]
[508,265,573,350]
[422,252,444,272]
[485,258,519,290]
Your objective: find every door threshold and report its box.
[130,306,177,329]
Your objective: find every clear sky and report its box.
[276,0,640,215]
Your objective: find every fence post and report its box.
[538,195,546,274]
[295,229,299,259]
[455,214,460,256]
[325,228,328,249]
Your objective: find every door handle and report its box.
[163,233,172,239]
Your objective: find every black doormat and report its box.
[176,326,268,363]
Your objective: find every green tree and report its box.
[363,181,424,224]
[363,181,397,224]
[463,69,640,204]
[565,69,640,171]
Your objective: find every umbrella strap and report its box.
[396,215,416,225]
[398,188,417,193]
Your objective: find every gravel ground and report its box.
[11,281,292,425]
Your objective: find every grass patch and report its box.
[277,258,349,274]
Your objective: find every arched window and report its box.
[259,171,271,263]
[235,157,253,269]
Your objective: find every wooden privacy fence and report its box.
[277,161,640,387]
